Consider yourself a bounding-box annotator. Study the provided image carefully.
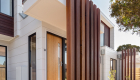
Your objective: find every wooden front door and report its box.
[47,33,62,80]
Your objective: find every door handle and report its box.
[61,62,63,66]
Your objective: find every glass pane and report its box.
[1,0,12,16]
[65,41,67,80]
[0,47,6,56]
[100,33,104,46]
[0,68,6,80]
[29,34,36,80]
[0,57,6,67]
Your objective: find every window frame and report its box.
[0,0,14,17]
[0,45,7,80]
[110,58,117,80]
[28,33,36,80]
[101,21,110,47]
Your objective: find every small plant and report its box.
[125,76,130,80]
[108,69,116,80]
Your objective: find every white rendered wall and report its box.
[8,15,42,80]
[100,46,118,80]
[14,0,22,36]
[9,16,44,80]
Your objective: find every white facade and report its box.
[100,46,118,80]
[4,18,66,80]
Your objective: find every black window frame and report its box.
[28,33,36,80]
[0,45,7,80]
[0,0,14,17]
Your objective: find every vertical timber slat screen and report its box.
[66,0,100,80]
[85,0,90,80]
[97,7,101,80]
[75,0,81,80]
[122,49,136,80]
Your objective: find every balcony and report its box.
[23,0,66,31]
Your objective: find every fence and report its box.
[122,49,136,80]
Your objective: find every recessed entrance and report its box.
[47,33,63,80]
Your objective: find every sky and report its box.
[92,0,140,50]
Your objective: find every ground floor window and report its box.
[64,40,67,80]
[29,33,36,80]
[0,45,7,80]
[110,58,117,80]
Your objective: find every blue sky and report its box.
[92,0,140,50]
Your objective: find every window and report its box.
[29,33,36,80]
[0,0,13,16]
[100,22,110,47]
[64,40,67,80]
[100,33,104,46]
[104,25,110,47]
[110,58,117,80]
[0,46,7,80]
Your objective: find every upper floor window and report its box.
[100,23,105,46]
[0,0,13,16]
[100,22,110,47]
[100,33,104,46]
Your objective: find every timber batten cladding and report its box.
[66,0,100,80]
[0,13,14,37]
